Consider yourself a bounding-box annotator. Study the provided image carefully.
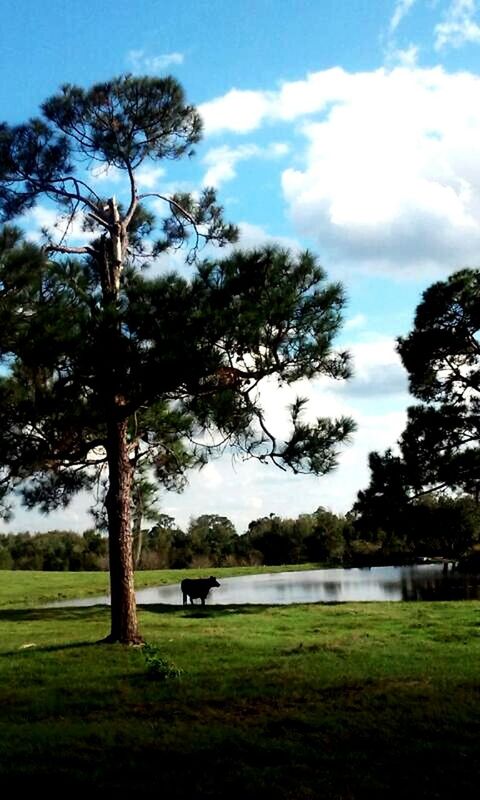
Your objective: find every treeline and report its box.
[0,530,108,571]
[2,495,479,571]
[351,494,480,565]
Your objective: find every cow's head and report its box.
[209,576,220,587]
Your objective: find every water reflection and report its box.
[47,564,480,607]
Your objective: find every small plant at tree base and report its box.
[143,643,183,681]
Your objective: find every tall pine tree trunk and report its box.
[132,483,144,569]
[104,415,141,644]
[99,199,142,644]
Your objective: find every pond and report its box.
[47,564,480,607]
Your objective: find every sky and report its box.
[2,0,480,534]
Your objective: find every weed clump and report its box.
[143,643,183,681]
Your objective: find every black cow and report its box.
[181,576,220,605]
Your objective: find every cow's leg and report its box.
[182,593,188,605]
[201,597,205,606]
[190,597,194,604]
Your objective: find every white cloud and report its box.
[389,0,418,34]
[203,144,261,187]
[198,462,224,489]
[344,313,368,331]
[271,66,480,275]
[36,62,480,278]
[235,221,301,253]
[202,142,289,188]
[199,88,274,134]
[26,64,480,279]
[127,49,184,73]
[387,43,420,66]
[22,205,92,246]
[435,0,480,50]
[3,491,94,534]
[135,165,166,190]
[337,336,409,398]
[90,164,124,184]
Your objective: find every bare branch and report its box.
[17,169,104,218]
[57,200,80,250]
[138,192,197,225]
[44,243,97,257]
[86,211,110,230]
[122,157,138,228]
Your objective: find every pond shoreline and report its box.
[45,563,480,608]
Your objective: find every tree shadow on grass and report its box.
[139,603,276,618]
[0,639,103,658]
[0,606,109,623]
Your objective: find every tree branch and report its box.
[44,243,97,257]
[122,157,138,228]
[138,192,197,225]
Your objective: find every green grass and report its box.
[1,572,480,796]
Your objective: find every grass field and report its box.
[1,570,480,797]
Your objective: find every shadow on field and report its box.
[0,606,109,622]
[0,639,102,658]
[139,603,274,618]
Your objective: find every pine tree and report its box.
[0,76,354,643]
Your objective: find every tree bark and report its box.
[132,482,144,569]
[104,415,142,644]
[99,196,142,644]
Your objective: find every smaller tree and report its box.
[397,268,480,500]
[352,449,413,537]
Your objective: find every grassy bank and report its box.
[1,575,480,796]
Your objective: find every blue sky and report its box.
[2,0,480,533]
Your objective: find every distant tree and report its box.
[353,269,480,560]
[397,269,480,500]
[187,514,237,566]
[409,495,480,559]
[142,514,190,569]
[0,535,13,569]
[246,515,302,565]
[0,75,354,643]
[303,507,346,563]
[82,529,108,570]
[352,449,413,538]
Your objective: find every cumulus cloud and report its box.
[199,68,352,134]
[202,142,289,188]
[27,64,480,278]
[200,65,480,274]
[335,337,409,399]
[127,49,184,73]
[276,67,480,275]
[135,165,166,190]
[435,0,480,50]
[199,88,274,134]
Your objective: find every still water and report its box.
[48,564,480,607]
